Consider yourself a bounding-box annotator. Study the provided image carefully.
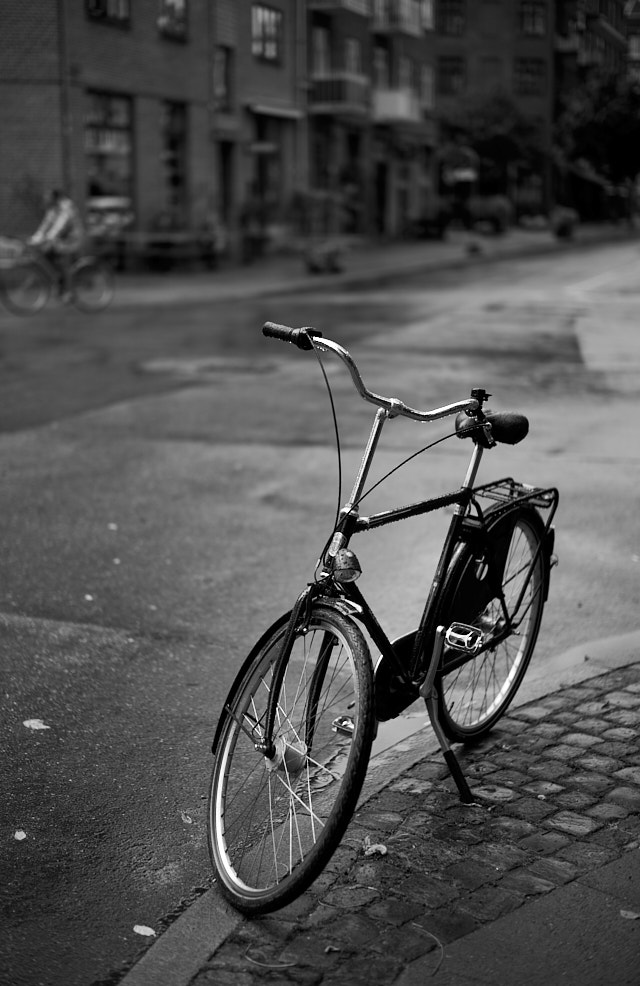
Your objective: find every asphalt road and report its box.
[1,241,639,986]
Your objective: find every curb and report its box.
[118,628,640,986]
[110,225,639,310]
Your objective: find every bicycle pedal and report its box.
[445,623,484,653]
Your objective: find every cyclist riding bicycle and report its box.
[29,189,85,299]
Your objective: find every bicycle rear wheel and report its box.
[70,260,114,311]
[208,603,375,914]
[435,506,546,742]
[0,261,51,314]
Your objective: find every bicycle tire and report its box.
[435,505,547,742]
[70,259,114,312]
[0,261,51,315]
[208,602,375,915]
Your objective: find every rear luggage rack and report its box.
[471,478,558,514]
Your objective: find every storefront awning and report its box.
[248,103,303,120]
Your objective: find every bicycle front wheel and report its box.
[0,261,51,314]
[208,603,375,915]
[70,260,114,311]
[436,506,546,742]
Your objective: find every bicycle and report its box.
[0,241,114,315]
[208,322,559,915]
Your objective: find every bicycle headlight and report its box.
[331,548,362,583]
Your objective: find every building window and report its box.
[344,37,362,75]
[84,90,134,236]
[404,0,423,33]
[630,35,640,61]
[158,0,187,41]
[437,0,466,36]
[422,0,435,29]
[161,101,188,223]
[514,57,546,95]
[86,0,130,26]
[399,55,413,90]
[213,46,234,113]
[437,55,466,95]
[252,4,283,63]
[519,1,546,36]
[373,45,390,88]
[421,64,434,108]
[312,27,331,75]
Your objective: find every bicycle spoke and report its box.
[210,606,373,910]
[438,511,546,738]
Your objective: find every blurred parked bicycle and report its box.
[0,239,114,315]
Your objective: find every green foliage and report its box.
[439,90,542,168]
[555,70,640,182]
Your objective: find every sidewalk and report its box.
[112,222,639,310]
[120,653,640,986]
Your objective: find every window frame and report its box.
[85,0,131,28]
[84,89,135,235]
[158,0,188,43]
[514,56,547,96]
[437,54,466,95]
[213,45,234,114]
[252,4,284,65]
[437,0,466,37]
[519,0,547,37]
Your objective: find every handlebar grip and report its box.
[262,322,322,351]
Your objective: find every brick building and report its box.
[432,1,556,213]
[0,0,305,250]
[0,0,218,238]
[212,0,307,253]
[554,0,630,218]
[307,0,436,237]
[0,1,635,251]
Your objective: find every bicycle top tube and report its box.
[263,322,479,422]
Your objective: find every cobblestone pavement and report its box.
[191,664,640,985]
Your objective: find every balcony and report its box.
[587,13,627,47]
[555,32,580,54]
[309,73,371,117]
[309,0,371,12]
[372,87,422,124]
[372,0,422,37]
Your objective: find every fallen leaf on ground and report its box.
[133,925,156,937]
[620,910,640,920]
[363,835,387,856]
[23,719,50,730]
[14,831,27,841]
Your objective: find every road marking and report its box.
[566,253,639,298]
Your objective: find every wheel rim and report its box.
[439,517,544,735]
[71,264,113,310]
[3,264,49,312]
[211,616,363,900]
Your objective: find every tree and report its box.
[555,70,640,183]
[438,90,543,194]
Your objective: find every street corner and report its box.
[186,663,640,986]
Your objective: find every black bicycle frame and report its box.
[255,391,557,755]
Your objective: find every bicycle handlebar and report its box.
[262,321,479,422]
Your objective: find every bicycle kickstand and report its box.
[419,626,474,805]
